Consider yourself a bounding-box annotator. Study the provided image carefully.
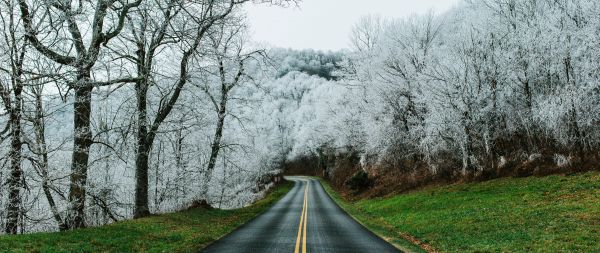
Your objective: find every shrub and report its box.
[345,170,372,193]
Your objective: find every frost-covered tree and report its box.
[332,0,600,181]
[0,0,299,234]
[0,0,27,233]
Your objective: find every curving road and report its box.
[201,177,401,253]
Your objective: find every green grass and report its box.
[0,181,294,253]
[321,172,600,253]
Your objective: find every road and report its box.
[201,177,401,253]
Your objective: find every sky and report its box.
[245,0,461,51]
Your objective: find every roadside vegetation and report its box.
[0,182,293,253]
[322,172,599,253]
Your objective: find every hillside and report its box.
[322,172,599,252]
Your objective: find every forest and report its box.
[0,0,599,235]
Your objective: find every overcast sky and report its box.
[245,0,461,51]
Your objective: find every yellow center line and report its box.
[294,181,309,253]
[302,182,309,253]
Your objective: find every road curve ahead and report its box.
[201,177,401,253]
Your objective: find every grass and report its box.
[0,181,294,253]
[321,172,600,253]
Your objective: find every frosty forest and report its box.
[0,0,599,234]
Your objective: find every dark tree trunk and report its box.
[205,97,228,187]
[134,78,151,218]
[463,110,476,175]
[523,79,532,113]
[207,113,226,173]
[569,100,585,159]
[67,70,93,229]
[488,78,499,172]
[134,144,150,218]
[520,77,535,153]
[201,92,228,200]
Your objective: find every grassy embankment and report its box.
[321,172,599,253]
[0,181,294,253]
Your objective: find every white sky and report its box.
[245,0,461,51]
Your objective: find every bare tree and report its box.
[27,78,70,231]
[17,0,142,229]
[0,0,27,234]
[128,0,268,218]
[198,18,264,201]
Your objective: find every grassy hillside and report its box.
[322,172,599,253]
[0,181,293,253]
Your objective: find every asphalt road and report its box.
[201,177,401,253]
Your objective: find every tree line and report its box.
[276,0,600,192]
[0,0,295,234]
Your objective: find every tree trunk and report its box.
[462,111,476,175]
[203,98,227,198]
[67,71,93,229]
[134,80,151,218]
[521,73,537,153]
[5,88,23,234]
[207,113,225,173]
[569,99,585,159]
[488,78,498,172]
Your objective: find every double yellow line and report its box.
[294,181,309,253]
